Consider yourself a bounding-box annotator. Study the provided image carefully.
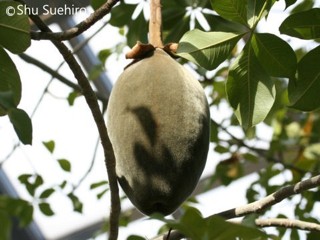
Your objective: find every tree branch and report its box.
[152,217,320,240]
[255,218,320,231]
[216,174,320,219]
[50,40,120,240]
[152,174,320,240]
[30,0,120,41]
[20,2,120,239]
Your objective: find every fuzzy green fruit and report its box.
[107,48,210,216]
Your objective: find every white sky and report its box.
[1,0,319,239]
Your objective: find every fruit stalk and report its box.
[149,0,163,48]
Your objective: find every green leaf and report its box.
[178,207,207,239]
[67,91,79,106]
[119,212,132,227]
[0,210,11,240]
[97,189,108,199]
[177,29,244,70]
[242,152,258,163]
[226,44,276,128]
[0,196,33,227]
[0,47,21,115]
[42,140,55,153]
[90,181,109,199]
[304,143,320,160]
[210,0,248,26]
[206,215,268,239]
[127,235,145,240]
[204,14,248,33]
[279,8,320,39]
[247,0,274,28]
[0,1,30,53]
[88,64,104,81]
[290,1,315,14]
[18,174,43,196]
[90,0,106,10]
[17,200,33,226]
[98,49,112,65]
[108,3,148,47]
[57,159,71,172]
[242,213,259,228]
[38,202,54,216]
[162,1,190,43]
[18,174,32,184]
[153,207,206,239]
[90,180,108,189]
[39,188,55,199]
[127,12,148,48]
[163,13,190,44]
[285,0,297,9]
[214,145,230,153]
[288,45,320,111]
[162,2,186,28]
[214,157,243,185]
[109,4,136,27]
[290,229,299,239]
[210,120,219,142]
[308,231,320,239]
[0,91,16,110]
[153,207,268,239]
[34,175,44,188]
[67,193,83,213]
[8,108,32,145]
[251,33,297,78]
[59,180,67,189]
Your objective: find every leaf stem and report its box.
[149,0,163,48]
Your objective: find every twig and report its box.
[213,118,312,175]
[21,2,120,239]
[19,53,81,91]
[215,174,320,219]
[255,218,320,231]
[30,0,120,41]
[72,20,109,54]
[151,231,185,240]
[18,53,108,102]
[0,143,20,166]
[149,0,163,47]
[73,135,100,191]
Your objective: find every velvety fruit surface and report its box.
[107,48,210,216]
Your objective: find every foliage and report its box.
[0,1,32,144]
[152,207,270,239]
[0,195,33,239]
[0,0,320,239]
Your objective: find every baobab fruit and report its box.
[107,48,210,216]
